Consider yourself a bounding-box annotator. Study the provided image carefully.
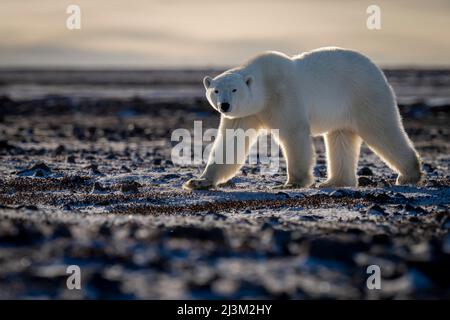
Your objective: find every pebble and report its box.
[357,167,373,176]
[120,181,141,193]
[367,204,386,216]
[54,145,65,155]
[358,176,374,186]
[91,182,107,193]
[85,163,102,175]
[276,191,290,198]
[404,204,428,215]
[422,163,435,173]
[66,155,76,163]
[120,165,131,173]
[29,162,51,172]
[17,162,52,177]
[0,140,15,151]
[377,179,392,188]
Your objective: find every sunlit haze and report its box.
[1,0,449,68]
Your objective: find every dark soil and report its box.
[0,69,449,299]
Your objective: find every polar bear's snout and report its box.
[219,102,230,113]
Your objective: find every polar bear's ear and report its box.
[203,76,212,89]
[245,75,253,88]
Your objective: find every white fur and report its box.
[184,47,423,190]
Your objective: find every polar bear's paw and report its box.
[272,183,303,190]
[272,179,313,189]
[396,172,423,186]
[318,178,357,188]
[183,178,214,190]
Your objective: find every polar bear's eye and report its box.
[214,89,219,94]
[232,89,237,92]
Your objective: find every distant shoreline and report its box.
[1,69,449,105]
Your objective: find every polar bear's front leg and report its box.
[319,130,362,188]
[183,116,260,190]
[277,126,315,188]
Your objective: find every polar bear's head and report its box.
[203,72,262,119]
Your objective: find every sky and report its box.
[0,0,449,68]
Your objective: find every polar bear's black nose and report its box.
[220,102,230,112]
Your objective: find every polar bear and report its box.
[183,47,422,190]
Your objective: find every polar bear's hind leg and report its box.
[356,101,423,185]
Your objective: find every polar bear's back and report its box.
[244,47,391,103]
[292,47,395,134]
[239,48,396,135]
[293,47,388,91]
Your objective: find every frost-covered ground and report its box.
[0,69,449,299]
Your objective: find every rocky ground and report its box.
[0,69,449,299]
